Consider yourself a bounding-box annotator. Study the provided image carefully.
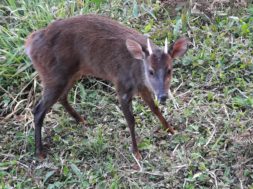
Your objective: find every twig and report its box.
[168,89,179,109]
[112,147,131,164]
[131,153,143,172]
[239,179,244,189]
[177,90,191,97]
[205,119,217,147]
[128,169,171,177]
[241,158,253,165]
[235,88,248,99]
[173,81,184,94]
[3,99,27,120]
[0,85,16,101]
[172,144,180,156]
[222,105,230,120]
[208,171,218,189]
[18,161,30,169]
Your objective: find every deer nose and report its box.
[158,94,168,104]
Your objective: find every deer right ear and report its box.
[126,39,144,60]
[170,38,189,58]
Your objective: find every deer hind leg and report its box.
[33,80,68,159]
[58,78,87,125]
[59,97,87,124]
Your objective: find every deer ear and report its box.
[126,39,144,60]
[170,38,189,58]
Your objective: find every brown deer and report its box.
[25,14,188,160]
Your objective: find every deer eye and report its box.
[167,69,171,75]
[149,69,154,76]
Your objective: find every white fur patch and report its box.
[25,45,31,59]
[142,61,156,95]
[122,94,128,100]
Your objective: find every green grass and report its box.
[1,0,253,188]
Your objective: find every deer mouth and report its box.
[157,93,168,105]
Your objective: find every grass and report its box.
[1,0,253,188]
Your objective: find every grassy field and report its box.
[1,0,253,188]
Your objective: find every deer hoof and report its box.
[36,149,47,160]
[134,151,142,160]
[168,127,175,135]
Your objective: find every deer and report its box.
[25,14,188,160]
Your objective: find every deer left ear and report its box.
[170,38,189,59]
[126,39,144,60]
